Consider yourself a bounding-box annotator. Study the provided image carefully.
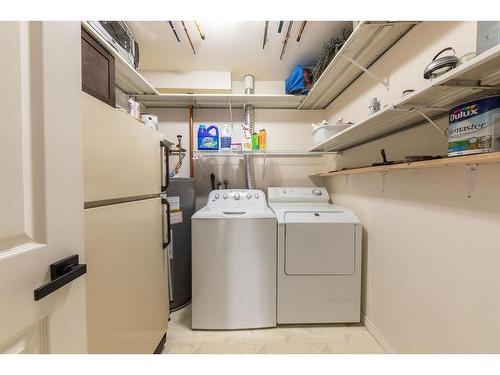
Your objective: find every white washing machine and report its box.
[268,187,362,324]
[191,189,277,329]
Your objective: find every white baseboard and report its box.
[362,314,398,354]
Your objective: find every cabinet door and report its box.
[81,28,116,107]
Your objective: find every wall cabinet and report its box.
[81,28,116,107]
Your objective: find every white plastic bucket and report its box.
[312,123,351,146]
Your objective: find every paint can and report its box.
[447,95,500,156]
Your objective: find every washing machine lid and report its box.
[284,211,357,275]
[192,205,276,219]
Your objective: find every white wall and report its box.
[141,70,232,94]
[328,164,500,353]
[153,107,326,208]
[321,21,500,353]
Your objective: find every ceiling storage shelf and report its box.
[137,94,304,109]
[81,22,159,96]
[299,21,421,110]
[310,44,500,152]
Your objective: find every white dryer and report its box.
[191,189,276,329]
[268,187,362,324]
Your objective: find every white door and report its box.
[0,22,87,353]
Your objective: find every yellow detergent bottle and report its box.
[259,129,267,150]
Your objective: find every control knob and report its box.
[233,193,240,200]
[312,189,322,196]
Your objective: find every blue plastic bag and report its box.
[285,65,310,95]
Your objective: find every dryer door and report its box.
[284,211,356,275]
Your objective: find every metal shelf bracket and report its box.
[342,55,390,89]
[262,153,267,179]
[414,109,447,138]
[193,152,207,177]
[381,171,388,192]
[465,164,478,198]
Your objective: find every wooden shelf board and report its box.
[317,151,500,177]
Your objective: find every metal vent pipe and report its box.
[243,74,256,189]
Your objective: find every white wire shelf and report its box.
[193,150,338,158]
[299,21,420,110]
[310,44,500,152]
[81,22,159,96]
[193,150,337,179]
[136,94,304,109]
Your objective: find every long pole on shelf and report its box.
[167,21,181,42]
[296,21,307,42]
[278,21,284,33]
[280,21,293,60]
[189,105,194,178]
[262,21,269,49]
[194,21,205,40]
[181,21,196,55]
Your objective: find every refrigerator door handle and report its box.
[162,198,172,248]
[160,140,170,192]
[161,198,174,303]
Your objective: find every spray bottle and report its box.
[221,124,232,150]
[242,124,252,151]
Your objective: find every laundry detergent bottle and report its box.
[197,124,219,150]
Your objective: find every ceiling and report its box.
[128,21,353,81]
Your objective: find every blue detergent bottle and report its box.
[198,124,219,150]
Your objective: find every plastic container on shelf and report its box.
[197,124,219,150]
[258,129,267,150]
[251,133,259,150]
[221,124,232,150]
[312,119,353,146]
[447,95,500,156]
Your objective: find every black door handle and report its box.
[34,254,87,301]
[160,140,170,192]
[162,198,172,249]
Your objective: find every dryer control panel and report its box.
[267,187,330,203]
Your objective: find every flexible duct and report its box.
[243,74,256,189]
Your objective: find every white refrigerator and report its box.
[83,93,170,353]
